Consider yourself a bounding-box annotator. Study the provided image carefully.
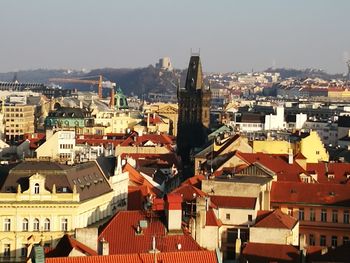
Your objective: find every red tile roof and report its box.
[171,184,207,202]
[306,162,350,184]
[254,209,297,229]
[45,250,218,263]
[46,234,98,257]
[120,134,175,147]
[122,153,180,168]
[242,242,300,262]
[98,211,202,254]
[271,181,350,206]
[205,209,222,227]
[210,195,256,209]
[236,151,305,182]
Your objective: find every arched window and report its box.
[34,183,39,194]
[22,218,28,231]
[44,218,50,231]
[33,218,39,231]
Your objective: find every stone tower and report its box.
[177,55,211,165]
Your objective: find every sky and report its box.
[0,0,350,74]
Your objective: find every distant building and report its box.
[3,103,35,143]
[156,57,173,71]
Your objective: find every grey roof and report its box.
[2,161,112,201]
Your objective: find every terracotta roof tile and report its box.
[271,181,350,206]
[98,211,202,254]
[210,195,256,209]
[242,242,300,262]
[171,184,207,202]
[254,209,297,229]
[45,250,218,263]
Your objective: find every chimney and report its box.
[98,238,109,255]
[288,148,293,164]
[165,194,182,231]
[75,228,98,252]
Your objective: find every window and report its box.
[316,151,320,155]
[33,218,39,231]
[332,236,338,247]
[344,210,349,224]
[320,235,326,246]
[343,236,349,245]
[4,218,11,231]
[332,210,338,223]
[61,218,68,231]
[226,214,231,220]
[299,208,305,221]
[34,183,39,194]
[310,208,315,221]
[3,244,10,258]
[248,214,253,222]
[21,246,27,258]
[287,207,293,216]
[22,218,28,231]
[309,234,315,246]
[44,218,50,231]
[321,209,327,222]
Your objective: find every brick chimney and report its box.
[165,194,182,231]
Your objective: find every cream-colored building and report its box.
[94,111,141,134]
[299,131,329,163]
[143,103,178,135]
[0,160,128,262]
[36,130,76,162]
[3,104,35,142]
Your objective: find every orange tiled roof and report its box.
[306,162,350,184]
[271,181,350,206]
[171,184,207,202]
[242,242,300,262]
[236,151,306,182]
[98,211,202,254]
[254,209,297,229]
[45,250,218,263]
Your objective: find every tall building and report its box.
[177,56,211,165]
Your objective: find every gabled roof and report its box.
[236,151,306,182]
[210,195,256,209]
[46,234,98,257]
[182,174,205,189]
[271,181,350,206]
[98,211,202,254]
[242,242,300,262]
[254,209,298,229]
[45,250,218,263]
[170,184,206,202]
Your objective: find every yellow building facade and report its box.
[0,161,116,262]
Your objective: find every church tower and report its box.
[177,55,211,165]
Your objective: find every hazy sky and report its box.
[1,0,349,73]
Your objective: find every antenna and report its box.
[346,60,350,88]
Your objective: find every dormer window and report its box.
[34,183,39,194]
